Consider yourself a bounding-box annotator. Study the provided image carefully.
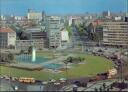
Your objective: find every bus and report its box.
[19,77,35,83]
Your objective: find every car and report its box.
[89,77,97,82]
[11,77,18,81]
[14,86,18,91]
[35,80,42,84]
[0,76,4,79]
[73,81,81,86]
[5,76,10,80]
[42,81,48,85]
[98,49,103,52]
[49,79,56,83]
[14,77,18,80]
[3,75,10,80]
[73,81,87,87]
[60,80,66,83]
[54,82,60,85]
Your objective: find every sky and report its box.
[0,0,127,16]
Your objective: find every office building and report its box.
[103,22,128,47]
[47,16,63,48]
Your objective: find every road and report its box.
[0,78,69,91]
[0,77,90,91]
[0,78,43,91]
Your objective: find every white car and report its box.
[42,81,48,85]
[14,86,18,91]
[4,76,10,80]
[49,79,56,83]
[54,82,60,85]
[0,76,4,79]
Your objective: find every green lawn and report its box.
[0,54,114,80]
[62,54,114,78]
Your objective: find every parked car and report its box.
[42,81,48,85]
[73,81,87,87]
[0,76,4,79]
[35,80,42,84]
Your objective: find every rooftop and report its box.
[0,27,15,33]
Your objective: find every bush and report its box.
[8,53,14,61]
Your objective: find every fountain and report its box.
[16,46,62,70]
[32,47,36,62]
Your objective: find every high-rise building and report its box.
[103,22,128,47]
[27,9,43,21]
[47,16,63,48]
[102,10,111,18]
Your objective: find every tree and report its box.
[77,23,88,36]
[99,87,102,92]
[8,53,14,61]
[20,50,24,54]
[67,56,73,63]
[19,32,28,40]
[63,60,69,80]
[107,88,110,92]
[66,25,72,37]
[78,57,81,62]
[94,87,98,92]
[103,83,106,91]
[9,45,15,49]
[28,46,33,54]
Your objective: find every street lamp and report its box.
[117,53,123,82]
[64,60,68,82]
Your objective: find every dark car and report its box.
[35,80,42,84]
[73,81,87,87]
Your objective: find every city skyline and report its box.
[1,0,126,16]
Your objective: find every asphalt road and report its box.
[0,78,43,91]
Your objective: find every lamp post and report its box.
[117,52,123,82]
[64,60,68,83]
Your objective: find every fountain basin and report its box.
[16,55,63,70]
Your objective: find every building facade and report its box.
[60,28,69,48]
[16,27,48,50]
[49,31,61,48]
[16,40,45,50]
[103,22,128,47]
[25,27,47,40]
[27,10,43,21]
[47,16,63,48]
[0,27,16,48]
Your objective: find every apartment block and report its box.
[103,22,128,47]
[0,27,16,48]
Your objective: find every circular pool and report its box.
[16,55,63,70]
